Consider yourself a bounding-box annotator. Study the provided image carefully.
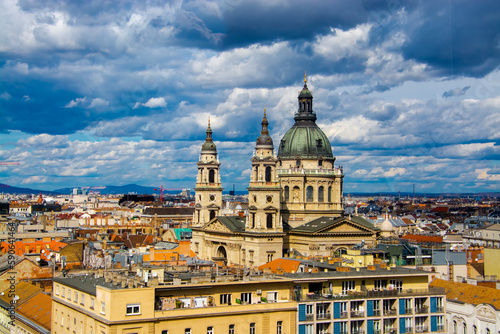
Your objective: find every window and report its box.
[305,324,313,334]
[266,214,273,228]
[81,293,85,306]
[74,292,78,303]
[68,289,71,300]
[318,186,324,202]
[284,186,289,202]
[90,298,95,310]
[229,324,235,334]
[250,323,256,334]
[265,166,272,182]
[207,327,214,334]
[185,329,191,334]
[241,292,252,304]
[61,312,64,327]
[67,315,70,329]
[306,304,313,315]
[390,279,403,292]
[220,294,231,305]
[374,279,387,290]
[209,169,215,183]
[161,331,169,334]
[126,304,141,315]
[342,280,355,294]
[277,321,282,334]
[56,285,59,295]
[306,186,314,202]
[62,287,65,297]
[101,301,106,314]
[328,186,332,202]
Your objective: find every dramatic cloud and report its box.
[0,0,499,193]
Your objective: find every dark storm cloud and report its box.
[401,0,500,77]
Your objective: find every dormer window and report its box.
[316,139,322,147]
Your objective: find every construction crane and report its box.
[154,185,183,202]
[0,162,20,165]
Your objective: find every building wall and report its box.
[484,248,500,277]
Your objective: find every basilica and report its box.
[191,77,378,267]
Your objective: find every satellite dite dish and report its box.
[36,257,40,262]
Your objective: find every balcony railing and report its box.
[384,328,397,334]
[373,310,381,316]
[436,325,445,331]
[404,328,413,334]
[340,311,348,318]
[290,287,445,302]
[384,308,397,316]
[415,307,428,314]
[305,314,314,321]
[374,331,381,334]
[350,310,364,317]
[317,313,331,320]
[405,308,413,314]
[416,326,428,333]
[436,306,444,312]
[351,330,365,334]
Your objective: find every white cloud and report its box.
[142,97,167,108]
[89,98,110,108]
[476,169,500,181]
[21,176,47,184]
[65,97,87,108]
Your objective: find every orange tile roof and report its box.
[258,258,301,273]
[0,282,41,305]
[16,292,52,331]
[401,234,443,243]
[430,278,500,309]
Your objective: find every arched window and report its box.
[328,186,332,202]
[306,186,314,202]
[318,186,324,202]
[255,166,259,181]
[473,325,476,334]
[209,170,215,183]
[453,321,457,334]
[266,214,273,229]
[318,159,323,167]
[296,159,301,167]
[463,323,466,334]
[209,211,216,221]
[265,166,272,182]
[251,213,255,228]
[284,186,289,202]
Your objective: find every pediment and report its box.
[314,219,375,235]
[203,219,232,233]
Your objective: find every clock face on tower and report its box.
[209,194,216,202]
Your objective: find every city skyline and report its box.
[0,0,499,193]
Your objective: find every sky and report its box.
[0,0,499,194]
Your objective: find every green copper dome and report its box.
[277,79,333,159]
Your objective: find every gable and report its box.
[204,219,233,233]
[292,216,376,235]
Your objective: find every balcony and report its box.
[415,306,428,314]
[340,311,348,318]
[436,306,444,312]
[317,312,331,320]
[384,328,397,334]
[384,308,397,316]
[290,287,445,302]
[305,314,314,321]
[350,310,364,318]
[351,330,365,334]
[374,331,381,334]
[404,328,413,334]
[405,308,413,314]
[373,310,381,316]
[416,326,428,333]
[436,325,445,331]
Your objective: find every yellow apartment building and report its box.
[52,264,446,334]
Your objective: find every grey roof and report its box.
[54,274,112,295]
[292,216,376,234]
[374,217,407,228]
[217,216,246,232]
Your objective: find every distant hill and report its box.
[53,184,163,195]
[0,183,62,195]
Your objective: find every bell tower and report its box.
[246,110,282,232]
[193,118,223,226]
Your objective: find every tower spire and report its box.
[304,71,307,84]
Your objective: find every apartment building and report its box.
[52,265,446,334]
